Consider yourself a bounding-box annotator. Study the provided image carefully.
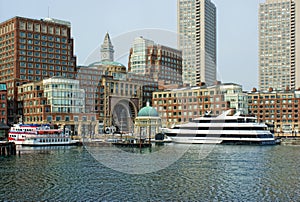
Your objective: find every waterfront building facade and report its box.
[177,0,217,86]
[76,33,144,133]
[248,87,300,136]
[128,36,183,85]
[77,62,143,133]
[152,82,248,127]
[258,0,300,91]
[0,16,77,124]
[17,77,97,136]
[127,72,158,107]
[0,83,7,124]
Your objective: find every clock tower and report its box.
[100,32,114,62]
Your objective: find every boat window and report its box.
[193,120,212,123]
[225,120,237,123]
[246,119,256,123]
[178,126,268,131]
[237,119,245,123]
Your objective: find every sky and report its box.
[0,0,265,90]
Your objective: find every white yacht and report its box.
[8,124,79,146]
[162,110,276,145]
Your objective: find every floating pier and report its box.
[0,142,16,156]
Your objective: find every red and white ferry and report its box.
[8,124,79,146]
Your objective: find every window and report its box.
[55,28,60,35]
[19,21,26,30]
[34,24,40,32]
[34,34,40,39]
[20,62,26,67]
[47,116,52,122]
[19,44,25,49]
[41,25,47,33]
[62,28,67,36]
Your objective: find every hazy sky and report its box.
[0,0,265,90]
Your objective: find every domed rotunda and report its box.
[134,102,161,139]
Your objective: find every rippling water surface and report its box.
[1,144,300,201]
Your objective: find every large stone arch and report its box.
[111,98,138,133]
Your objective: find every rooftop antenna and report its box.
[47,6,50,18]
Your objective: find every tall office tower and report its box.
[259,0,300,91]
[0,16,77,124]
[177,0,217,87]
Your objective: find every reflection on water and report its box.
[1,144,300,201]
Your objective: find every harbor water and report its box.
[1,144,300,201]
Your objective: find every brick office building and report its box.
[0,16,77,124]
[17,77,97,136]
[128,36,183,85]
[248,87,300,136]
[152,82,248,128]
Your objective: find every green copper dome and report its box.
[137,103,159,117]
[89,60,125,67]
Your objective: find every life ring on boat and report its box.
[105,127,111,134]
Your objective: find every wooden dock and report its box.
[112,142,152,148]
[0,142,16,156]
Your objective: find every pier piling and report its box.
[0,142,16,156]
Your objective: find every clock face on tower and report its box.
[102,52,107,59]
